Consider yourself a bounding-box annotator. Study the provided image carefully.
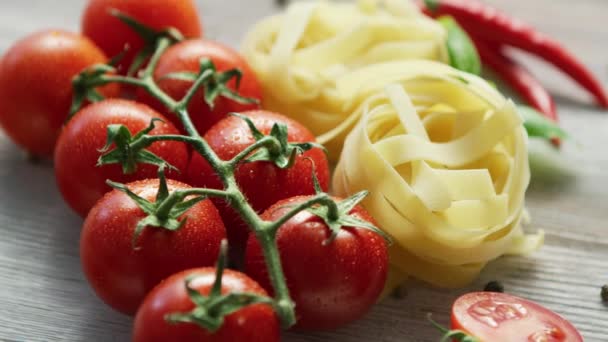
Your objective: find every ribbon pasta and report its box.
[332,61,543,287]
[242,0,448,159]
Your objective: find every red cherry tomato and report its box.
[187,110,330,257]
[245,195,389,331]
[81,0,203,73]
[81,179,226,315]
[133,267,279,342]
[54,99,189,217]
[451,292,583,341]
[138,39,262,134]
[0,30,117,157]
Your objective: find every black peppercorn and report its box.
[484,281,504,293]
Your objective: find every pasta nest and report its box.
[242,0,448,160]
[333,60,543,287]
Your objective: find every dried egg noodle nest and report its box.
[333,61,544,288]
[242,0,448,160]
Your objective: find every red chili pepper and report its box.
[473,38,557,121]
[420,0,608,109]
[472,37,561,146]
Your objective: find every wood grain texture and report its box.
[0,0,606,341]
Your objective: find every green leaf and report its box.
[438,16,482,76]
[203,83,223,109]
[306,191,391,245]
[428,314,480,342]
[99,124,132,153]
[106,180,156,214]
[155,165,170,203]
[132,215,162,249]
[338,190,368,214]
[216,69,242,86]
[68,90,86,120]
[269,123,289,148]
[424,0,440,12]
[96,120,174,173]
[210,240,228,297]
[519,106,568,140]
[86,89,105,103]
[170,196,206,218]
[232,113,265,140]
[127,44,156,77]
[184,274,211,307]
[134,149,174,169]
[110,8,158,43]
[108,49,128,68]
[308,158,324,194]
[216,85,259,105]
[134,118,163,140]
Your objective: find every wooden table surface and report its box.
[0,0,606,341]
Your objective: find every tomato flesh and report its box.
[451,292,583,342]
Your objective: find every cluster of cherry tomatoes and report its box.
[0,0,586,341]
[0,0,389,340]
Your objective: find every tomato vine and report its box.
[69,13,386,330]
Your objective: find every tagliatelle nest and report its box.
[333,60,543,288]
[242,0,448,160]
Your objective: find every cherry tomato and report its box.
[138,39,262,134]
[187,110,330,258]
[54,99,189,217]
[81,0,203,73]
[451,292,583,341]
[0,30,117,157]
[245,195,389,331]
[81,179,226,315]
[133,267,279,342]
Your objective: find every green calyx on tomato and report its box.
[107,166,208,248]
[233,112,326,169]
[69,63,116,119]
[165,240,274,332]
[162,57,259,110]
[306,189,392,245]
[97,118,178,174]
[428,314,480,342]
[300,168,391,245]
[109,9,184,76]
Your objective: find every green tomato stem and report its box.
[227,136,277,169]
[254,229,297,328]
[267,193,334,234]
[82,36,335,328]
[177,69,215,109]
[142,38,172,79]
[137,134,199,146]
[139,67,299,328]
[177,188,232,199]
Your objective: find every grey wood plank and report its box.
[0,0,607,341]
